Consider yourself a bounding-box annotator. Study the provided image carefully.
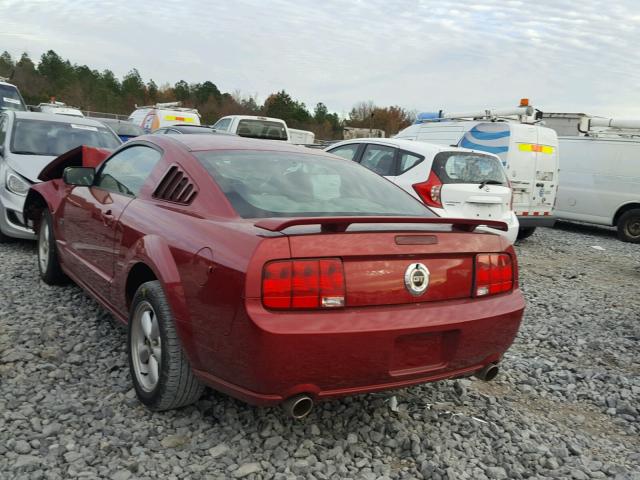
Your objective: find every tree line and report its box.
[0,50,415,139]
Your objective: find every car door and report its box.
[61,145,162,304]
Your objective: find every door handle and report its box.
[101,209,114,227]
[535,183,544,187]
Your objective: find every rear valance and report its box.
[254,216,508,233]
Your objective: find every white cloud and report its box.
[0,0,639,117]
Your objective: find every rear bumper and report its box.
[517,215,555,227]
[193,291,525,406]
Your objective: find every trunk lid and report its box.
[256,218,508,308]
[441,183,512,222]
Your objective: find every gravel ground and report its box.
[1,223,639,480]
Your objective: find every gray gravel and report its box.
[1,223,639,480]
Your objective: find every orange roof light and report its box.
[520,98,530,107]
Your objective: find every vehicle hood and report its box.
[6,153,56,183]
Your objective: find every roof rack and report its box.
[133,101,200,114]
[416,99,537,125]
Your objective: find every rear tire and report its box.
[128,280,204,411]
[616,209,640,243]
[517,227,536,240]
[38,210,67,284]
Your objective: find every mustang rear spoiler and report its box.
[254,216,509,233]
[38,145,113,181]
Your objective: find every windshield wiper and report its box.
[478,180,504,189]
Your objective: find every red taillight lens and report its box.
[474,253,513,297]
[263,258,345,309]
[412,170,443,208]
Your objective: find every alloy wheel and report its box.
[131,301,162,392]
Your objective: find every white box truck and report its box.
[548,116,640,243]
[395,103,559,239]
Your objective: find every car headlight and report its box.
[6,171,30,196]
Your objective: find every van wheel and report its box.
[617,209,640,243]
[517,227,536,240]
[128,280,204,411]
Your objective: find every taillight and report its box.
[263,258,345,309]
[474,253,513,297]
[412,170,443,208]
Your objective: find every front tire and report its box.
[38,210,67,284]
[517,227,536,240]
[617,209,640,243]
[128,280,204,411]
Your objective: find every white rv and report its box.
[547,116,640,243]
[288,128,315,145]
[395,104,559,239]
[129,102,201,134]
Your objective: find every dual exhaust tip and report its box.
[282,394,314,419]
[282,364,499,419]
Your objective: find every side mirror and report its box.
[63,166,95,186]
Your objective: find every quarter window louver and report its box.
[153,165,197,204]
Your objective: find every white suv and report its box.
[326,138,519,244]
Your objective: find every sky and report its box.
[1,0,639,118]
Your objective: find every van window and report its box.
[236,119,287,141]
[328,144,360,161]
[360,144,396,176]
[433,152,507,185]
[212,118,231,131]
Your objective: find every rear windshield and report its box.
[0,85,26,111]
[236,119,288,141]
[195,150,433,218]
[10,119,121,156]
[433,151,508,185]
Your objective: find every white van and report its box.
[38,101,84,117]
[129,102,201,133]
[396,112,559,239]
[554,136,640,243]
[212,115,289,141]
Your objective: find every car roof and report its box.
[328,137,501,159]
[148,133,329,155]
[11,111,107,127]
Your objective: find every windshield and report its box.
[236,119,288,141]
[10,119,121,156]
[0,85,27,111]
[433,151,508,185]
[195,150,433,218]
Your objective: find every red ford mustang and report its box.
[24,135,524,418]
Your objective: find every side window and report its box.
[212,118,231,131]
[360,144,397,176]
[398,151,424,174]
[95,145,162,196]
[328,144,360,161]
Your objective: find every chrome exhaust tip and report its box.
[282,394,314,419]
[475,363,499,382]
